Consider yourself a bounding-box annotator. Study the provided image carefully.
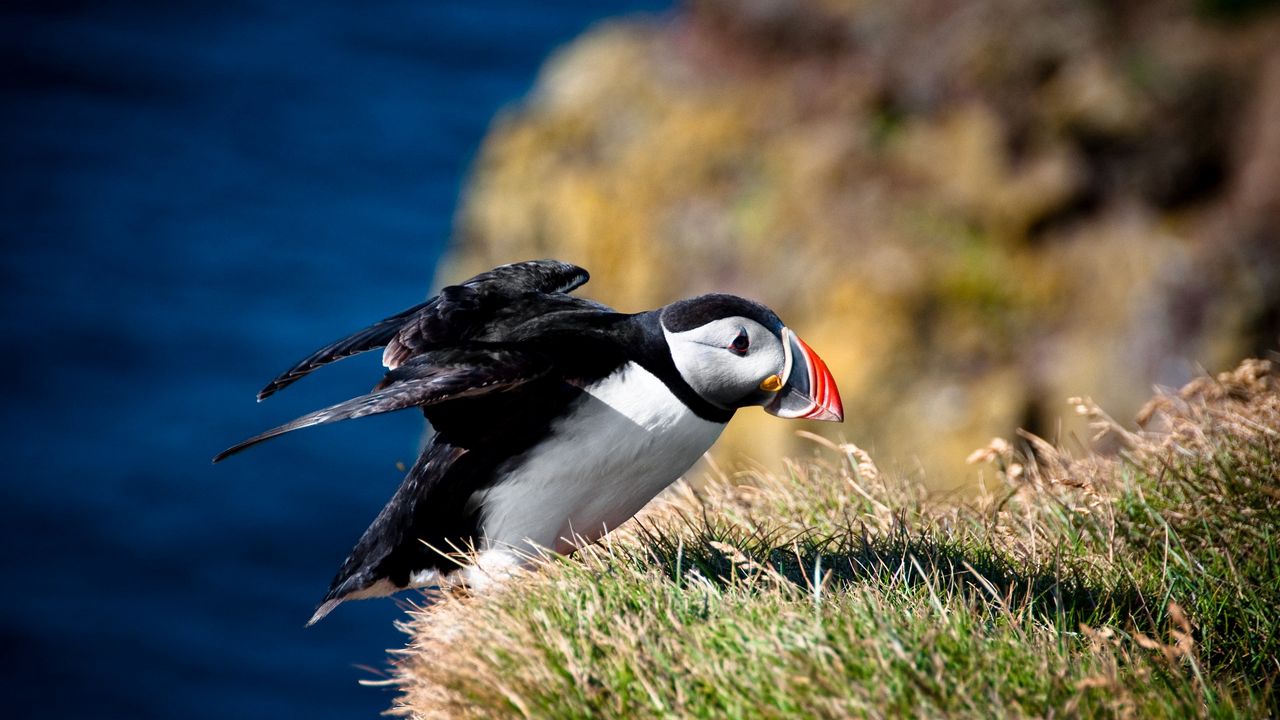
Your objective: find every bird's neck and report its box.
[623,312,735,424]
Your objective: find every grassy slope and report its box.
[388,360,1280,718]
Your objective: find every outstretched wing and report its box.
[215,348,550,463]
[380,260,589,369]
[256,259,588,400]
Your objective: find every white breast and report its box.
[476,361,726,557]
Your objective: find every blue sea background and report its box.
[0,1,668,717]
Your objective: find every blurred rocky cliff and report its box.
[440,0,1280,485]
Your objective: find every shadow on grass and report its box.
[632,513,1161,637]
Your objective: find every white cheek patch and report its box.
[664,317,786,407]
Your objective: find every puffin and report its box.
[214,260,842,624]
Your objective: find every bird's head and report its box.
[660,294,843,422]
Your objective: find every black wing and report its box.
[214,348,550,463]
[256,259,589,400]
[381,260,590,369]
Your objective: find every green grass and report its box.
[388,361,1280,718]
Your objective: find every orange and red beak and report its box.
[764,328,843,422]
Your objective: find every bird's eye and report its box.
[729,330,749,356]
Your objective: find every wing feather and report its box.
[256,300,431,400]
[255,260,588,399]
[382,260,589,369]
[215,349,548,463]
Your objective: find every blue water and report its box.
[0,2,668,717]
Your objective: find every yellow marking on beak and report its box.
[759,374,783,392]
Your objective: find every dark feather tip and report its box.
[257,381,283,401]
[212,441,249,464]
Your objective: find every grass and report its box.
[384,359,1280,718]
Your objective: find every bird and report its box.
[214,259,842,624]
